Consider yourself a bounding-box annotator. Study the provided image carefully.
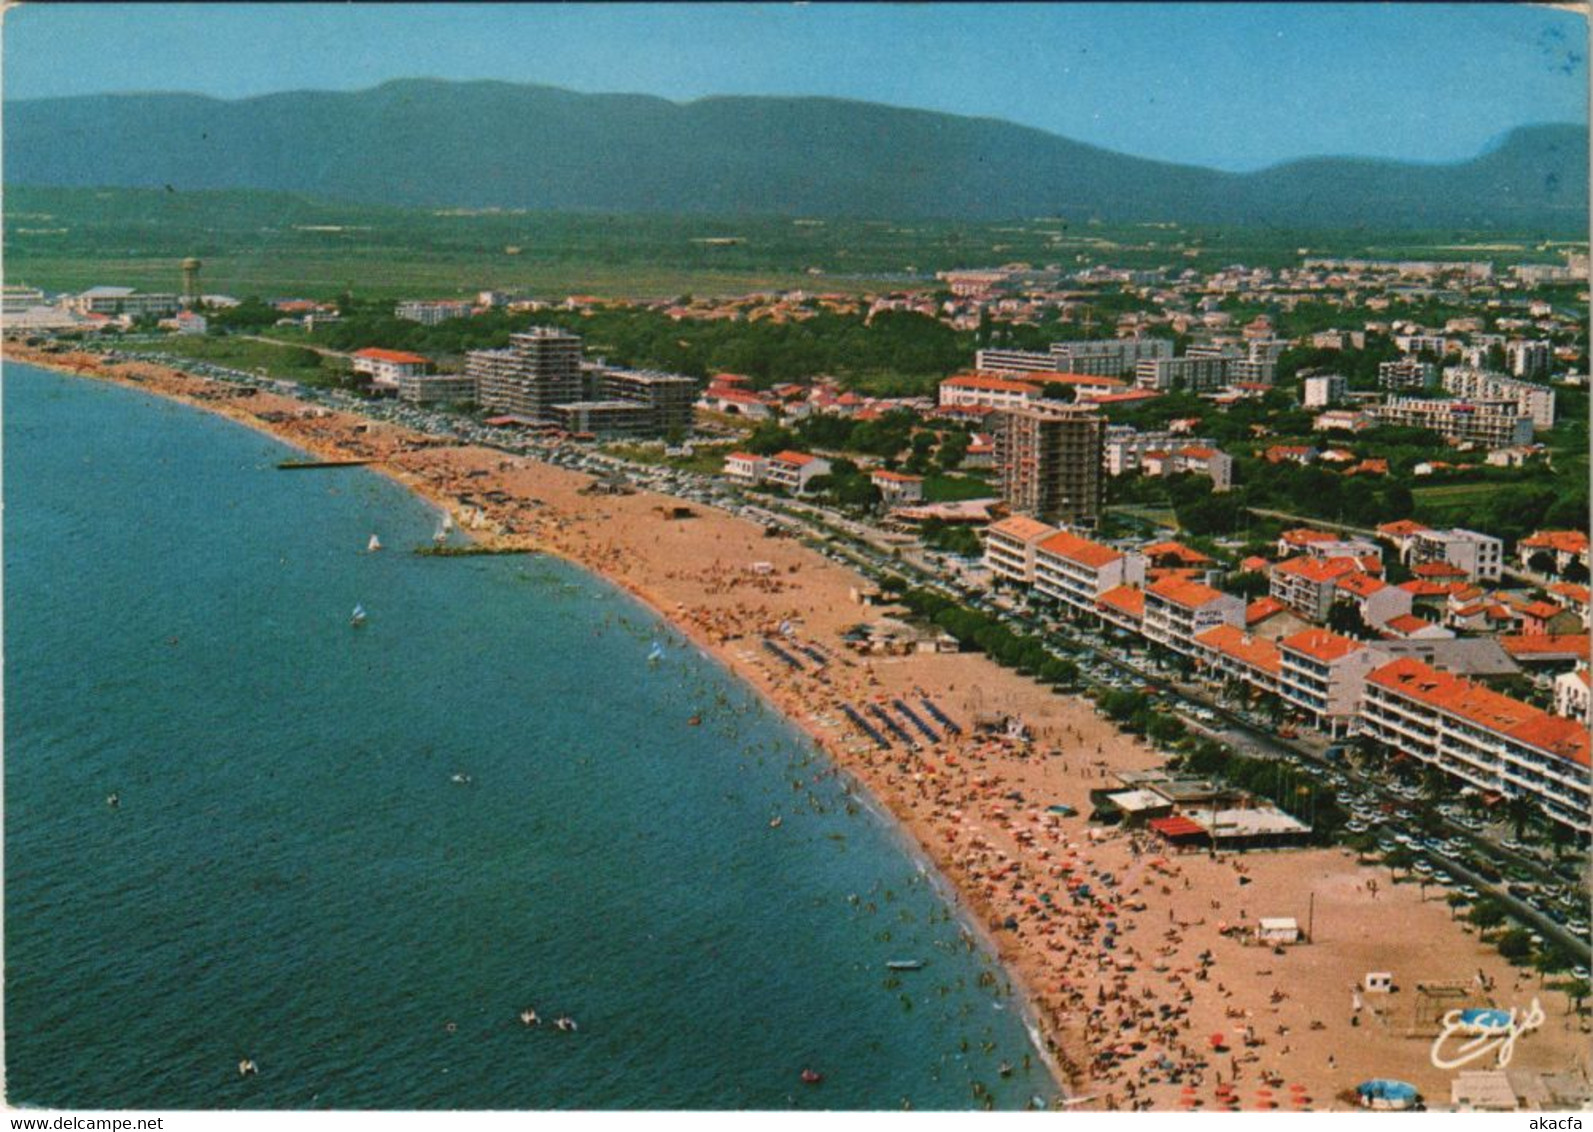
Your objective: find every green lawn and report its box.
[130,333,343,386]
[923,473,996,502]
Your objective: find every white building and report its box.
[1302,374,1347,408]
[395,299,473,325]
[1554,667,1591,724]
[1406,527,1504,583]
[1033,530,1146,614]
[1440,367,1555,429]
[763,451,831,495]
[724,451,766,485]
[1277,629,1385,736]
[984,516,1059,586]
[1359,657,1590,834]
[1143,575,1245,656]
[1378,358,1436,391]
[1505,339,1551,379]
[351,347,432,389]
[938,373,1044,412]
[1371,398,1534,448]
[871,470,925,506]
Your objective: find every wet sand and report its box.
[10,343,1588,1111]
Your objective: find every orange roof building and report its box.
[1362,656,1590,832]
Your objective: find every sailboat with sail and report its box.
[434,511,454,546]
[350,604,367,627]
[647,640,665,664]
[367,533,383,553]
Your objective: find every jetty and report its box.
[277,458,373,470]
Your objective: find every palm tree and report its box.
[1504,794,1540,843]
[1384,846,1417,883]
[1445,892,1469,921]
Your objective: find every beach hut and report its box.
[1363,971,1395,994]
[1356,1079,1419,1110]
[1255,917,1301,946]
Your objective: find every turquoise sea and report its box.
[4,363,1054,1110]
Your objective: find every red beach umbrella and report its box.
[1208,1033,1226,1048]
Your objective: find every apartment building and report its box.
[993,402,1105,527]
[395,299,473,325]
[1193,625,1283,696]
[1277,629,1385,736]
[1407,527,1504,583]
[1143,575,1245,656]
[1440,367,1556,429]
[938,373,1045,412]
[871,470,925,506]
[596,368,701,436]
[1370,398,1534,448]
[1135,355,1231,393]
[984,516,1060,586]
[1359,657,1590,833]
[974,349,1055,374]
[395,372,477,405]
[69,287,181,317]
[469,326,584,424]
[1033,530,1146,614]
[1050,337,1173,376]
[763,451,831,495]
[1505,339,1552,379]
[1269,557,1361,621]
[1378,358,1436,391]
[351,347,431,389]
[1302,373,1347,408]
[724,451,766,486]
[1141,445,1234,492]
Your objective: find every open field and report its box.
[7,185,1584,301]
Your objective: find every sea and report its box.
[4,362,1056,1111]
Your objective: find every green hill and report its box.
[5,79,1586,229]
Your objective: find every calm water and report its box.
[4,363,1053,1110]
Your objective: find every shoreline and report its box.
[9,341,1586,1112]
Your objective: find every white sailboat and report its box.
[434,511,454,546]
[367,533,383,553]
[350,604,367,627]
[647,640,665,663]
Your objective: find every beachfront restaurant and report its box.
[1147,805,1313,852]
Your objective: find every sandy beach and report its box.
[10,342,1588,1111]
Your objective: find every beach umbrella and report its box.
[1208,1033,1225,1049]
[1178,1095,1198,1108]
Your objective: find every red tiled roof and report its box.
[1368,657,1590,767]
[1412,562,1468,579]
[1246,596,1288,624]
[1280,528,1338,546]
[1334,571,1387,599]
[1279,628,1363,663]
[725,451,763,463]
[353,347,430,364]
[770,450,821,467]
[1195,624,1282,674]
[871,470,924,483]
[1150,815,1207,838]
[1147,574,1228,609]
[1548,583,1590,605]
[1141,540,1213,565]
[1384,613,1436,635]
[1520,530,1589,555]
[1097,586,1145,619]
[1377,519,1431,537]
[1038,529,1123,570]
[987,516,1058,544]
[1500,635,1591,660]
[1272,556,1359,584]
[941,373,1043,395]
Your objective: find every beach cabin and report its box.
[1363,971,1395,994]
[1255,917,1301,945]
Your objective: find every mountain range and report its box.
[5,79,1586,229]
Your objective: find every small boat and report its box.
[886,960,925,971]
[800,1069,823,1085]
[350,604,367,627]
[519,1009,540,1027]
[998,1062,1014,1078]
[106,793,120,809]
[367,533,383,553]
[434,512,454,545]
[238,1059,258,1077]
[554,1016,578,1032]
[769,817,783,829]
[647,641,664,663]
[450,773,473,786]
[688,715,702,726]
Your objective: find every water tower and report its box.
[181,257,202,307]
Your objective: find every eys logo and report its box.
[1429,999,1545,1070]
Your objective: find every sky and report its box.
[4,3,1586,172]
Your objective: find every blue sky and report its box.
[5,3,1586,171]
